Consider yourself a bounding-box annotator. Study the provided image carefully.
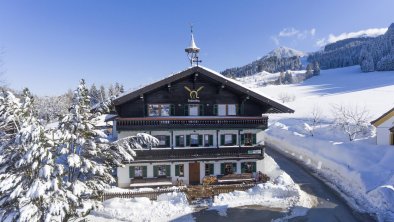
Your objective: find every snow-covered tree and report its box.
[313,61,320,75]
[331,104,371,141]
[304,106,322,137]
[0,89,70,222]
[89,84,100,106]
[56,79,158,218]
[360,47,375,72]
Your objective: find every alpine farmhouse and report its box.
[111,30,294,188]
[111,64,293,187]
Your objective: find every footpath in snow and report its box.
[87,155,316,222]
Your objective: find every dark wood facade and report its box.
[114,66,294,118]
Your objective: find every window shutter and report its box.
[241,134,245,145]
[240,103,245,115]
[236,104,239,115]
[143,166,147,177]
[199,104,204,116]
[153,166,158,177]
[241,163,245,173]
[210,164,214,175]
[213,104,218,116]
[129,166,135,178]
[232,134,237,145]
[175,165,180,176]
[165,136,171,147]
[232,163,237,173]
[220,163,225,175]
[252,162,257,173]
[220,135,225,146]
[184,104,189,116]
[175,136,180,147]
[170,104,175,116]
[165,165,171,176]
[252,134,257,145]
[198,135,203,146]
[208,135,213,146]
[186,135,191,146]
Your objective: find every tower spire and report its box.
[185,25,201,66]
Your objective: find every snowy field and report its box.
[87,155,316,222]
[242,66,394,221]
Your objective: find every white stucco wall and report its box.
[375,116,394,145]
[117,159,265,188]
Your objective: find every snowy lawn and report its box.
[87,155,315,222]
[242,66,394,221]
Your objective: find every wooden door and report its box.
[189,162,200,185]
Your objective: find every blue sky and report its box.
[0,0,393,96]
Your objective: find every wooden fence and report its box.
[101,183,258,202]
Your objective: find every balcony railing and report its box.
[116,116,268,130]
[129,146,265,162]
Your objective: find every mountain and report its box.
[359,23,394,72]
[267,46,306,58]
[221,47,305,77]
[308,23,394,72]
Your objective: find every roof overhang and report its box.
[371,107,394,127]
[113,66,294,114]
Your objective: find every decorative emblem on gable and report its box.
[184,86,204,101]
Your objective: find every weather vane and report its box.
[185,24,202,66]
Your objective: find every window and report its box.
[155,135,170,147]
[221,134,236,146]
[227,104,236,116]
[135,166,143,177]
[176,135,185,147]
[204,134,213,147]
[218,104,226,116]
[190,134,199,147]
[156,165,169,177]
[241,162,256,173]
[205,163,214,176]
[221,163,237,175]
[129,166,147,178]
[241,133,257,146]
[225,135,233,145]
[189,104,199,116]
[186,134,203,147]
[216,104,237,116]
[148,104,171,116]
[175,164,184,177]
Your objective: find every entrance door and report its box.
[189,162,200,185]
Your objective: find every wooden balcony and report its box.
[130,146,265,162]
[116,116,268,130]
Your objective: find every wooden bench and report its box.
[130,177,173,188]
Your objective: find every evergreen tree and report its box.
[57,79,158,218]
[0,89,69,222]
[99,85,106,103]
[89,84,100,106]
[313,61,320,75]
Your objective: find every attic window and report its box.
[148,104,171,116]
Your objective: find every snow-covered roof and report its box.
[371,107,394,127]
[113,66,294,114]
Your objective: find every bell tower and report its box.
[185,25,202,66]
